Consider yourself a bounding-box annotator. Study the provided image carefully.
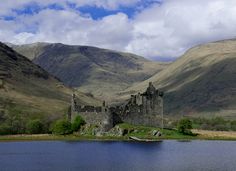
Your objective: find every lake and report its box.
[0,140,235,171]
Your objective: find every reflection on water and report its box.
[0,140,236,171]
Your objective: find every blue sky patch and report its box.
[78,6,137,19]
[47,3,64,11]
[12,2,64,16]
[12,2,42,15]
[3,1,162,21]
[1,15,16,21]
[68,0,162,20]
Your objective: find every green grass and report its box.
[0,134,128,142]
[1,123,236,142]
[118,123,197,140]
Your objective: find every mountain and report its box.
[122,39,236,119]
[0,42,101,123]
[11,43,168,101]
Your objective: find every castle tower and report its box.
[68,93,77,122]
[101,101,113,131]
[142,95,147,114]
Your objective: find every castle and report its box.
[68,82,164,130]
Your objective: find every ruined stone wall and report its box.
[68,82,164,130]
[122,114,162,127]
[69,94,114,131]
[116,82,164,127]
[79,112,108,125]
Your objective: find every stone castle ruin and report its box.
[69,94,113,131]
[68,82,164,131]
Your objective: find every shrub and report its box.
[26,120,43,134]
[0,123,12,135]
[192,117,233,131]
[200,123,213,130]
[214,124,230,131]
[230,121,236,131]
[10,119,26,134]
[177,118,193,135]
[51,119,72,135]
[72,115,85,132]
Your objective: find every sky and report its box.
[1,0,236,60]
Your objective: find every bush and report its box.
[0,123,12,135]
[51,119,72,135]
[177,118,193,135]
[192,117,234,131]
[72,115,85,132]
[10,119,26,134]
[26,120,43,134]
[230,121,236,131]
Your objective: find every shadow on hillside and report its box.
[163,57,236,115]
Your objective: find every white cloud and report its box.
[7,9,132,51]
[126,0,236,58]
[1,0,236,59]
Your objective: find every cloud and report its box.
[1,0,236,60]
[126,0,236,58]
[0,9,132,50]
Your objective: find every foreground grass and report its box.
[118,123,197,140]
[0,134,128,142]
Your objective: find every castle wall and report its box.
[122,114,162,127]
[79,112,108,125]
[69,82,164,130]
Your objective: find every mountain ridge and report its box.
[11,42,169,101]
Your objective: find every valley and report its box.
[11,43,168,100]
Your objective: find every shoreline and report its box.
[1,130,236,142]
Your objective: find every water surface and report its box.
[0,140,235,171]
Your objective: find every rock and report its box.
[108,125,128,137]
[122,129,128,136]
[156,131,162,137]
[152,130,158,136]
[152,130,162,137]
[95,130,103,137]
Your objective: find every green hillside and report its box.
[0,42,101,126]
[122,39,236,119]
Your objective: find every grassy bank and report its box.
[0,134,129,142]
[1,125,236,142]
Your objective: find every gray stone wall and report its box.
[69,95,113,131]
[68,82,164,130]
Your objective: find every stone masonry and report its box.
[68,82,164,131]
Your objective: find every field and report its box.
[192,129,236,140]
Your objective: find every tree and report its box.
[51,119,72,135]
[177,118,193,135]
[72,115,85,132]
[26,120,43,134]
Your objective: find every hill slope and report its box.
[123,39,236,119]
[12,43,168,101]
[0,42,100,123]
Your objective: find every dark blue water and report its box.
[0,140,235,171]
